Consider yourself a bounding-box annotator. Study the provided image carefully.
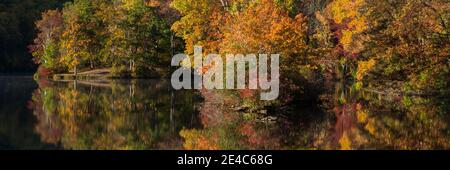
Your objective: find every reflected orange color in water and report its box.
[21,78,450,150]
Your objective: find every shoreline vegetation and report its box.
[49,67,170,80]
[29,0,448,99]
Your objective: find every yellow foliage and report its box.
[323,0,369,54]
[180,129,219,150]
[356,109,368,123]
[349,16,368,33]
[339,132,352,150]
[329,0,366,23]
[364,118,376,135]
[122,0,141,10]
[356,59,376,81]
[341,30,354,50]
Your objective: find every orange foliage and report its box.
[179,129,219,150]
[220,0,307,56]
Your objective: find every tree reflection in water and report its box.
[29,79,201,149]
[180,81,450,150]
[29,79,450,150]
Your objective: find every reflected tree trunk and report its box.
[74,65,77,76]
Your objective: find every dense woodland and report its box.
[27,0,449,92]
[0,0,447,92]
[0,0,68,72]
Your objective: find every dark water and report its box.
[0,76,449,150]
[0,76,201,150]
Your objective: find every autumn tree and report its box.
[366,0,450,92]
[30,0,172,77]
[171,0,230,55]
[314,0,370,79]
[29,9,64,73]
[59,0,98,75]
[220,0,308,60]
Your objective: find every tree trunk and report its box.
[169,33,174,72]
[74,65,78,76]
[129,59,135,72]
[219,0,228,9]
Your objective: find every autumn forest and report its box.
[0,0,449,150]
[26,0,449,92]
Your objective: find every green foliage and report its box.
[41,40,59,69]
[30,0,175,77]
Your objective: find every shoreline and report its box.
[38,67,169,80]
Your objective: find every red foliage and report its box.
[36,66,53,77]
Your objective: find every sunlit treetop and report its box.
[319,0,370,56]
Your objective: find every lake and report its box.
[0,76,449,150]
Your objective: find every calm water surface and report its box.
[0,76,449,150]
